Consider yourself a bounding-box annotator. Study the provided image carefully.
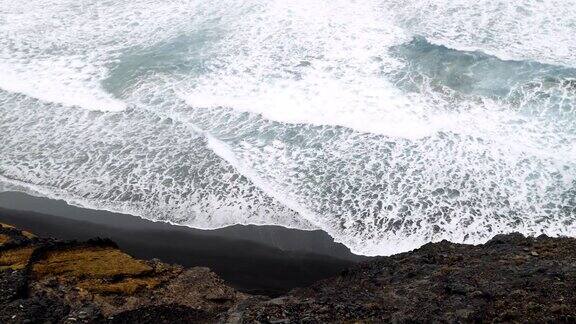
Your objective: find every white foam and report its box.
[1,0,575,256]
[0,92,317,232]
[0,60,125,111]
[385,0,576,67]
[179,0,576,142]
[205,133,322,228]
[183,77,444,140]
[0,0,221,111]
[179,0,439,139]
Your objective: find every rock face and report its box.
[229,234,576,323]
[0,223,246,323]
[3,221,576,323]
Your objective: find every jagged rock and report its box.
[233,234,576,323]
[107,304,212,324]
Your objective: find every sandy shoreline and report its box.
[0,191,364,295]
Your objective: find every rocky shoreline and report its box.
[0,222,247,323]
[2,222,576,323]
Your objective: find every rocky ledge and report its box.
[235,233,576,323]
[0,222,246,323]
[2,222,576,323]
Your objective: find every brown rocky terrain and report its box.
[2,222,576,323]
[0,223,246,323]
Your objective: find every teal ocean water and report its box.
[1,0,575,255]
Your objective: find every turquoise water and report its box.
[1,0,575,255]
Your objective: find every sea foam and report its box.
[1,0,575,255]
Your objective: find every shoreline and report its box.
[0,191,366,296]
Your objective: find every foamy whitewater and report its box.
[1,0,575,255]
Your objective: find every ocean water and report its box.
[1,0,575,255]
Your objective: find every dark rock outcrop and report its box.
[229,233,576,323]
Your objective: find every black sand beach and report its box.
[0,191,365,296]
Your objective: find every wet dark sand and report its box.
[0,191,367,296]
